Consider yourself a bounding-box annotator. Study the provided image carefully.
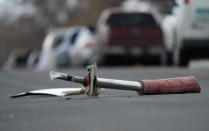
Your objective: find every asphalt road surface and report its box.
[0,67,209,131]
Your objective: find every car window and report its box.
[53,36,64,48]
[65,28,80,46]
[70,30,79,45]
[107,13,157,26]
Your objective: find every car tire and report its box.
[160,49,167,66]
[179,49,189,66]
[165,51,173,65]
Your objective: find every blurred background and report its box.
[0,0,209,70]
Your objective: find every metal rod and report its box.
[50,71,142,91]
[50,71,84,84]
[96,78,142,91]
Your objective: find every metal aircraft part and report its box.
[11,63,201,99]
[85,63,103,96]
[50,63,142,96]
[50,63,200,96]
[10,88,85,98]
[50,71,84,84]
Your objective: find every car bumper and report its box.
[103,45,164,56]
[182,39,209,50]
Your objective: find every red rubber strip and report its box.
[137,76,201,95]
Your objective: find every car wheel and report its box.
[160,49,167,66]
[179,50,189,66]
[165,51,173,65]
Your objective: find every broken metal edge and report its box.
[10,88,85,98]
[9,92,58,98]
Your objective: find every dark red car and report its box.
[94,8,166,65]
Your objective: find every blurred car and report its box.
[26,50,40,69]
[162,0,209,66]
[3,49,30,70]
[37,28,67,70]
[55,26,95,67]
[94,7,165,65]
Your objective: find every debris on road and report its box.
[10,88,85,98]
[51,63,201,96]
[11,63,201,98]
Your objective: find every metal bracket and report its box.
[86,63,103,97]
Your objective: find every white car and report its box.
[162,0,209,66]
[38,26,95,70]
[37,28,67,70]
[55,26,96,67]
